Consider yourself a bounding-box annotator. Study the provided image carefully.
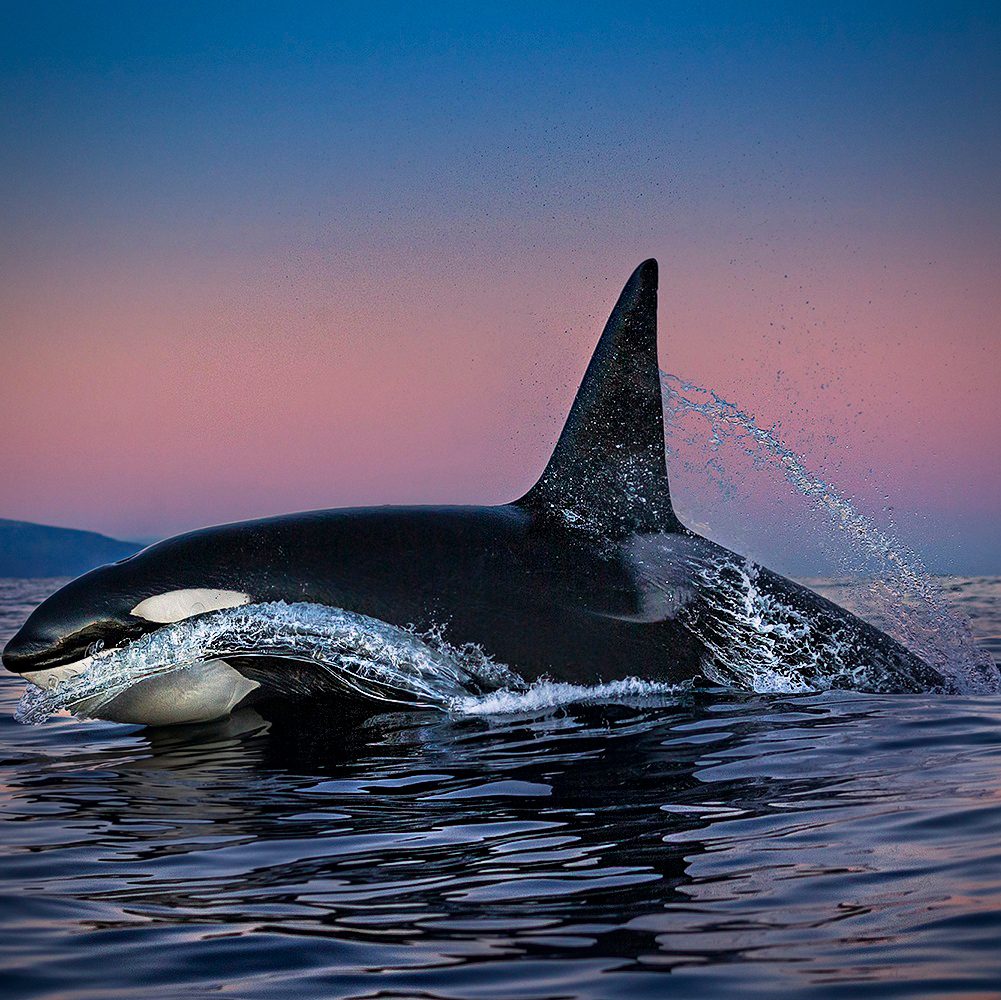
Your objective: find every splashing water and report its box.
[678,553,948,694]
[15,602,694,726]
[661,373,999,693]
[682,556,850,694]
[452,677,690,716]
[14,602,524,726]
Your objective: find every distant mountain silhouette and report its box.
[0,520,142,577]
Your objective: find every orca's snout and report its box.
[3,607,146,678]
[1,563,150,678]
[2,627,49,675]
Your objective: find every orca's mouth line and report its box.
[3,620,154,679]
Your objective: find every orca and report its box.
[2,260,942,725]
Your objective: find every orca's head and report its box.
[2,542,252,688]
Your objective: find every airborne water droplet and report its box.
[660,371,999,694]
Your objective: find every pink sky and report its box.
[2,227,998,573]
[1,5,998,572]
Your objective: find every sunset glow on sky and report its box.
[1,3,998,572]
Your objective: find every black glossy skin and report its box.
[3,505,691,681]
[2,260,943,701]
[0,503,939,694]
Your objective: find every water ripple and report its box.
[2,578,1001,997]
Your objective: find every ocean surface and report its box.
[2,575,1000,999]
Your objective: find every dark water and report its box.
[2,577,1000,999]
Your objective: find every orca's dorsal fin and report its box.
[516,259,682,538]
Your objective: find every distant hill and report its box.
[0,519,143,577]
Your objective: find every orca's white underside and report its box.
[25,658,259,726]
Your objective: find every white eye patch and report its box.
[130,589,250,624]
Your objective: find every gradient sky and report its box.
[1,2,999,573]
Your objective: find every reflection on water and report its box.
[2,577,1001,998]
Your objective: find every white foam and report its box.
[680,555,859,694]
[450,677,689,716]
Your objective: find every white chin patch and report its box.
[23,656,259,726]
[130,588,251,624]
[23,657,94,690]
